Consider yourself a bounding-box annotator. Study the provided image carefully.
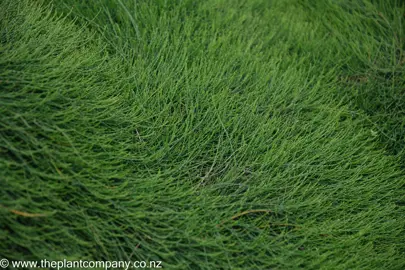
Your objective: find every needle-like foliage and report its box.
[1,0,404,269]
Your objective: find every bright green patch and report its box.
[1,0,404,269]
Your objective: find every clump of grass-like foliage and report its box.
[1,0,404,269]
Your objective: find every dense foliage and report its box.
[1,0,404,269]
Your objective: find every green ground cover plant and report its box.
[1,0,404,269]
